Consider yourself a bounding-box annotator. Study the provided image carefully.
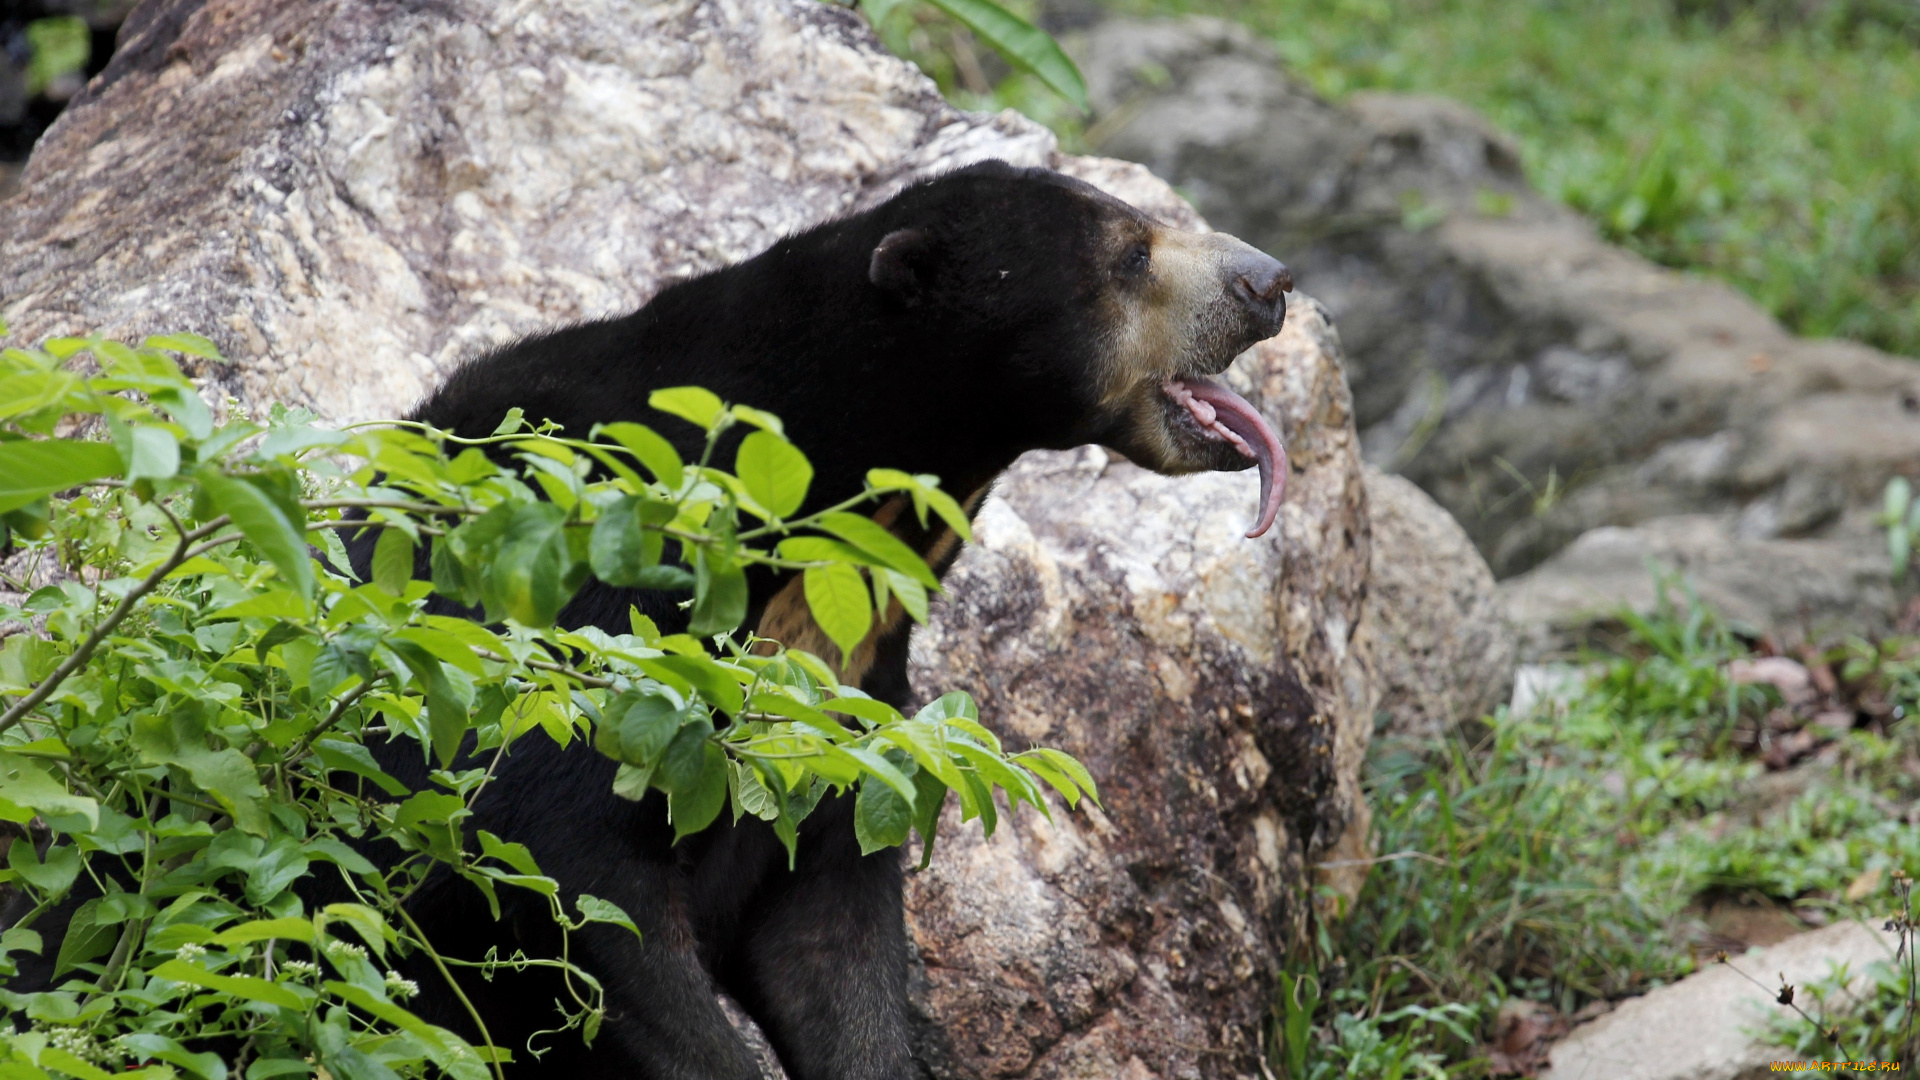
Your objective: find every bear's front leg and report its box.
[565,870,772,1080]
[731,794,914,1080]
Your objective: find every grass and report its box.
[1267,582,1920,1075]
[887,0,1920,360]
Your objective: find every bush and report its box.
[0,323,1094,1079]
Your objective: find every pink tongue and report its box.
[1167,377,1288,538]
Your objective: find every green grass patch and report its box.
[1273,584,1920,1075]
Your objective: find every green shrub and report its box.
[0,323,1094,1079]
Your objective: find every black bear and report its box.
[10,161,1293,1080]
[391,161,1293,1080]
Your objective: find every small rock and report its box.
[1485,1000,1567,1077]
[1509,663,1597,717]
[1729,657,1815,704]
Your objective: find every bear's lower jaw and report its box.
[1156,377,1287,539]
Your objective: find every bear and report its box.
[5,160,1293,1080]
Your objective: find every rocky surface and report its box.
[1542,919,1901,1080]
[0,4,1378,1077]
[1064,16,1918,647]
[0,0,1055,422]
[1360,467,1514,736]
[1502,514,1899,655]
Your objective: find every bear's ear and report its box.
[869,228,932,304]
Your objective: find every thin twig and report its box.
[394,905,509,1080]
[1312,849,1453,870]
[285,675,388,762]
[0,515,231,736]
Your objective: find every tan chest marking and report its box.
[752,487,986,688]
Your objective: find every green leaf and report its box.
[199,468,316,601]
[921,0,1087,109]
[655,720,718,794]
[430,536,481,607]
[42,1049,115,1080]
[668,742,729,842]
[125,425,181,481]
[803,563,872,665]
[491,407,527,436]
[143,332,226,361]
[131,708,271,836]
[1886,476,1913,522]
[303,836,378,876]
[637,655,747,717]
[206,831,311,905]
[589,494,673,586]
[389,640,474,769]
[478,501,576,627]
[311,739,410,797]
[321,982,488,1080]
[152,958,313,1010]
[854,778,913,855]
[155,386,214,441]
[53,898,114,976]
[247,1059,314,1080]
[729,759,781,822]
[604,690,694,764]
[816,511,937,587]
[321,902,393,960]
[0,750,98,830]
[883,569,930,623]
[689,549,748,638]
[118,1034,228,1080]
[649,386,726,430]
[595,421,686,489]
[0,438,123,515]
[840,744,917,803]
[576,894,643,941]
[910,767,947,869]
[8,839,80,895]
[735,430,813,518]
[213,916,317,946]
[728,404,785,435]
[371,527,415,596]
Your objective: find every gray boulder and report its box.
[1361,467,1516,737]
[0,4,1377,1077]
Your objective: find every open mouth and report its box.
[1162,377,1288,539]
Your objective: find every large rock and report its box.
[0,4,1377,1077]
[0,0,1054,421]
[1064,15,1920,643]
[1359,467,1515,737]
[1502,514,1898,656]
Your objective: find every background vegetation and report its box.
[893,0,1920,362]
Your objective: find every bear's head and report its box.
[861,161,1292,537]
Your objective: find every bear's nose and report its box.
[1233,253,1293,306]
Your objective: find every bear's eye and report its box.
[1120,242,1151,277]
